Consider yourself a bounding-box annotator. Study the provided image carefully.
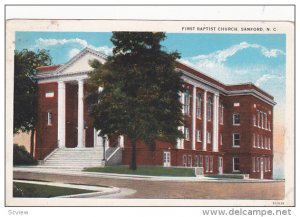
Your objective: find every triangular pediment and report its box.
[55,47,107,75]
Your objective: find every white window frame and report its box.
[257,111,261,128]
[207,97,212,121]
[47,112,52,126]
[199,155,203,167]
[196,93,201,119]
[188,155,192,167]
[256,157,260,172]
[252,157,256,172]
[183,90,190,116]
[220,133,223,146]
[184,127,189,141]
[209,156,213,172]
[207,131,211,144]
[253,133,256,147]
[182,155,187,167]
[253,114,256,126]
[196,129,201,142]
[205,156,209,172]
[45,91,54,98]
[232,133,240,147]
[194,155,198,167]
[232,157,240,172]
[233,113,241,125]
[219,104,224,124]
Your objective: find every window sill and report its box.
[233,124,240,126]
[232,146,240,148]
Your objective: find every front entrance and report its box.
[163,151,171,167]
[260,158,264,179]
[218,157,223,174]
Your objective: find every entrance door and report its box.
[163,151,171,167]
[260,158,264,179]
[218,157,223,174]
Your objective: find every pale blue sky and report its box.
[15,32,286,114]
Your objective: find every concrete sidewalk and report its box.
[13,166,283,183]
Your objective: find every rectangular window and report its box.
[252,157,256,172]
[233,114,240,125]
[268,138,271,150]
[207,131,211,144]
[199,155,203,167]
[47,112,52,126]
[196,130,201,142]
[260,112,264,128]
[184,127,189,141]
[253,133,256,147]
[183,91,190,115]
[45,91,54,98]
[233,133,240,147]
[194,155,198,167]
[209,156,213,172]
[268,158,271,171]
[233,157,240,172]
[260,135,264,148]
[256,135,260,148]
[268,121,271,131]
[253,114,256,126]
[264,158,268,172]
[205,156,209,172]
[219,104,224,124]
[264,136,268,149]
[256,157,260,172]
[257,111,261,127]
[188,155,192,167]
[207,98,212,121]
[264,113,268,129]
[196,94,201,118]
[182,155,187,167]
[220,134,223,146]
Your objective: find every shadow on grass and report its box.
[84,165,196,177]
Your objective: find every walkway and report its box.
[13,166,285,200]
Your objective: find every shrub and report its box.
[13,144,37,166]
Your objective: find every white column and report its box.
[77,79,85,148]
[57,81,66,148]
[213,93,219,152]
[192,86,196,150]
[202,90,207,151]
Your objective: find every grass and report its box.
[84,165,196,177]
[13,182,95,198]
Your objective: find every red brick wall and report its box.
[35,82,58,159]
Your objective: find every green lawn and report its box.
[84,165,196,177]
[13,182,95,198]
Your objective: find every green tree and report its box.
[14,49,52,156]
[88,32,184,170]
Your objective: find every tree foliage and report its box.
[14,49,52,154]
[88,32,184,169]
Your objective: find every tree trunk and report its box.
[30,128,35,158]
[130,138,137,170]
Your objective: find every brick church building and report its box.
[34,47,275,179]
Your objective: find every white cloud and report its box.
[68,48,81,59]
[190,41,285,66]
[33,37,113,56]
[255,74,284,87]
